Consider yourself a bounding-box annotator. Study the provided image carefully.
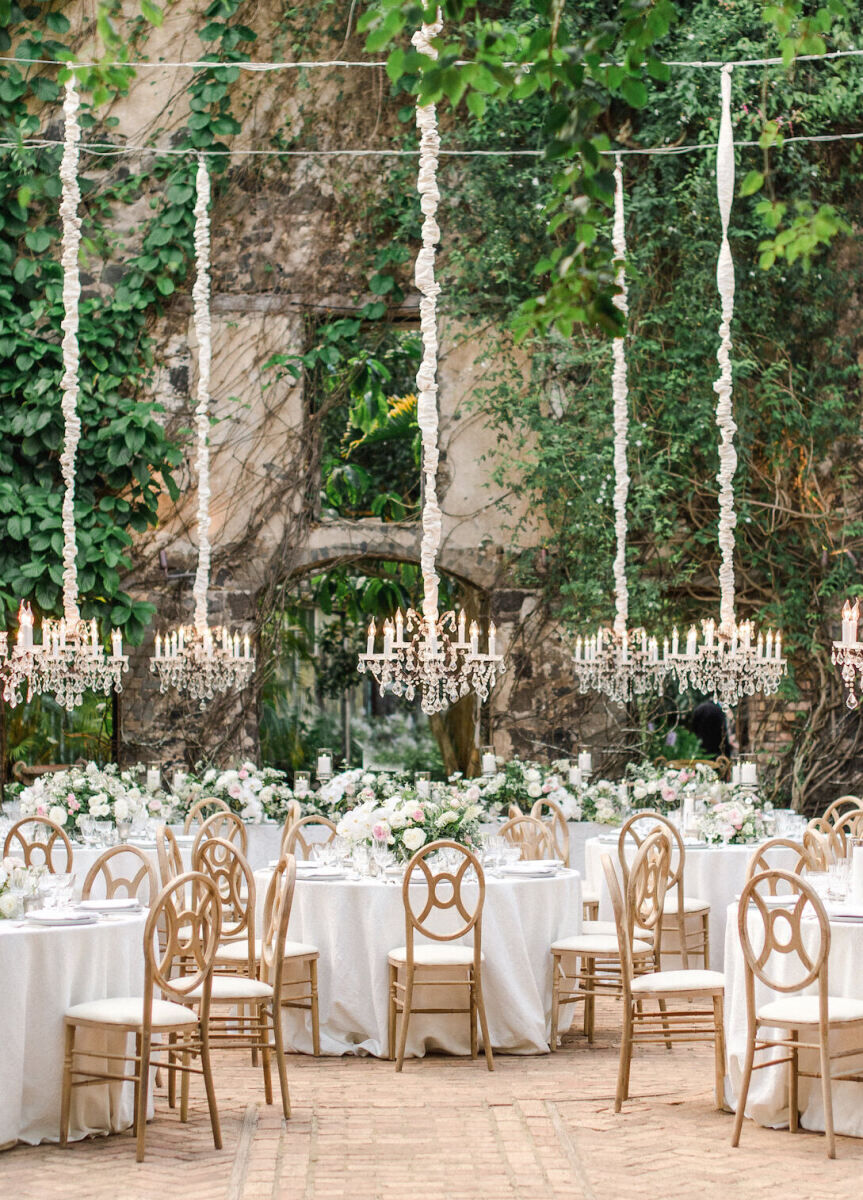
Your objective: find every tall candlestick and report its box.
[458,609,466,644]
[366,619,376,656]
[243,633,251,659]
[672,626,679,656]
[488,621,496,658]
[469,621,479,655]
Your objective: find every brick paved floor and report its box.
[3,1002,862,1200]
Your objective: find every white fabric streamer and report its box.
[191,158,212,636]
[611,154,630,639]
[58,77,82,626]
[411,11,444,626]
[714,64,737,635]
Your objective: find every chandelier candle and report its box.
[831,598,863,708]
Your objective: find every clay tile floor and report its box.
[4,1001,862,1200]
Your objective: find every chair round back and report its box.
[744,838,806,890]
[507,803,523,819]
[738,868,830,993]
[601,831,669,985]
[807,811,863,863]
[144,871,222,1008]
[260,855,298,992]
[283,815,337,861]
[822,795,862,826]
[402,840,485,950]
[618,809,684,891]
[183,797,232,833]
[191,810,247,863]
[498,814,556,861]
[194,835,255,950]
[155,824,184,889]
[3,817,73,873]
[802,829,830,873]
[530,797,570,865]
[82,844,159,905]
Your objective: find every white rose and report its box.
[435,810,458,827]
[389,811,407,830]
[402,827,426,852]
[0,893,19,918]
[648,780,660,793]
[113,797,129,821]
[633,784,647,800]
[527,782,542,798]
[525,768,541,783]
[48,805,68,826]
[0,867,7,888]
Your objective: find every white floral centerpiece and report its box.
[697,795,772,845]
[336,786,482,863]
[468,758,582,819]
[626,761,720,815]
[0,856,44,918]
[307,768,411,819]
[18,763,155,831]
[178,762,297,824]
[579,778,629,825]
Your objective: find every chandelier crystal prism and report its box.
[357,12,504,715]
[0,76,128,711]
[832,600,863,709]
[572,156,668,705]
[149,158,255,703]
[668,66,786,706]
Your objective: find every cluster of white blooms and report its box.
[176,762,296,823]
[469,760,582,819]
[0,856,44,918]
[18,762,154,829]
[626,762,720,814]
[698,797,771,845]
[336,787,482,863]
[311,769,409,818]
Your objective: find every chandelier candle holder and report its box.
[357,12,503,715]
[669,66,785,706]
[571,157,667,705]
[1,78,128,711]
[832,599,863,709]
[149,157,255,703]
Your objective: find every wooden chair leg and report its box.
[585,957,596,1043]
[677,909,690,970]
[59,1022,75,1146]
[309,958,321,1057]
[387,963,397,1062]
[180,1037,191,1123]
[270,1002,291,1120]
[475,968,494,1072]
[818,1019,836,1159]
[260,1003,273,1105]
[470,971,478,1059]
[135,1031,152,1163]
[395,968,414,1072]
[616,1003,634,1112]
[713,994,726,1110]
[550,954,560,1052]
[731,1017,757,1147]
[133,1033,142,1134]
[789,1029,799,1133]
[199,1022,223,1150]
[167,1032,177,1108]
[657,998,672,1050]
[702,912,711,970]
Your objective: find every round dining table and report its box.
[724,899,863,1138]
[68,839,193,899]
[584,835,799,970]
[0,911,147,1149]
[252,865,582,1058]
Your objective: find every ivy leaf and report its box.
[740,170,765,197]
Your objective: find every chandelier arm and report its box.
[611,153,630,639]
[411,11,444,627]
[191,156,212,637]
[714,63,737,637]
[58,76,83,628]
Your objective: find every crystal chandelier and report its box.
[149,157,255,703]
[832,599,863,709]
[357,12,504,716]
[667,66,785,706]
[572,156,667,705]
[0,77,127,710]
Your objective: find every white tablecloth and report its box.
[584,836,799,970]
[169,822,282,871]
[69,843,192,899]
[724,902,863,1137]
[0,913,147,1148]
[253,867,582,1058]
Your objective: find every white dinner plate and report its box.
[77,899,142,913]
[737,894,798,909]
[25,910,98,926]
[128,840,158,850]
[297,868,345,880]
[173,834,195,845]
[827,905,863,921]
[499,863,558,878]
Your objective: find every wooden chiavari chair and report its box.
[183,797,232,833]
[732,868,863,1159]
[549,831,663,1049]
[530,797,570,865]
[602,846,726,1113]
[261,856,321,1060]
[619,810,710,969]
[60,871,222,1162]
[498,814,556,861]
[387,840,493,1071]
[81,844,159,906]
[744,838,808,887]
[3,817,73,873]
[283,815,337,861]
[507,803,523,820]
[821,795,862,826]
[155,824,184,890]
[806,810,863,865]
[190,810,248,864]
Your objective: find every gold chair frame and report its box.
[183,797,232,833]
[261,856,320,1065]
[155,824,184,890]
[388,839,493,1072]
[81,844,159,906]
[190,810,248,864]
[283,815,337,861]
[498,814,556,861]
[3,816,73,873]
[744,838,808,888]
[530,797,570,866]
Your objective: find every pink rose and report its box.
[148,798,162,813]
[228,783,242,799]
[238,768,248,780]
[67,793,76,804]
[413,808,424,821]
[68,798,80,812]
[372,823,387,841]
[542,782,553,793]
[680,770,693,783]
[661,786,676,803]
[36,805,47,817]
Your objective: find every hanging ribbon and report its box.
[714,64,737,635]
[611,154,630,640]
[411,10,444,627]
[191,157,212,637]
[58,76,82,627]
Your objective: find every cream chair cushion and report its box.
[388,944,480,967]
[582,886,601,904]
[215,938,319,964]
[187,975,273,1002]
[65,996,198,1028]
[662,893,711,916]
[581,920,654,944]
[631,969,724,994]
[552,934,652,956]
[758,995,863,1026]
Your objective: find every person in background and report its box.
[690,699,731,758]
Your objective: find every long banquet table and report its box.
[253,865,582,1058]
[0,912,147,1149]
[724,900,863,1137]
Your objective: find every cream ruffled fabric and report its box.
[191,158,213,636]
[59,77,82,625]
[611,155,630,639]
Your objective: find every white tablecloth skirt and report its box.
[253,868,582,1058]
[724,902,863,1137]
[0,914,147,1148]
